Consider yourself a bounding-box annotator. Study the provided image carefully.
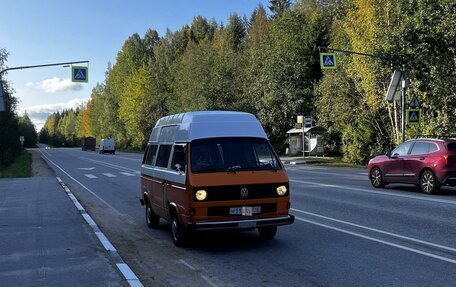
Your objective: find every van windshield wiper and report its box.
[227,165,242,173]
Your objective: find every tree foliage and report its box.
[34,0,456,163]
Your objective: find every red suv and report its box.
[368,138,456,194]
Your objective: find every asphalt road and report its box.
[37,146,456,287]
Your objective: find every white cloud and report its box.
[20,97,90,131]
[27,77,83,93]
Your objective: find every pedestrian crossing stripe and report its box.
[320,53,337,70]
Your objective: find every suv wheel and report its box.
[420,170,440,194]
[370,167,385,188]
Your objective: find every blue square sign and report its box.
[320,53,337,70]
[72,66,88,83]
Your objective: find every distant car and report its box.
[368,138,456,194]
[99,138,115,154]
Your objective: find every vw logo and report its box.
[240,188,249,198]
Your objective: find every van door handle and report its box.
[419,157,425,160]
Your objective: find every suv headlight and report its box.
[276,185,287,196]
[195,189,207,201]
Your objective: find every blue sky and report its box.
[1,0,268,129]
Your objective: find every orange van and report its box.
[140,111,294,246]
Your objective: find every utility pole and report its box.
[0,60,89,112]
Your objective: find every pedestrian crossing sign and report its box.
[320,53,337,70]
[72,66,88,83]
[407,109,421,125]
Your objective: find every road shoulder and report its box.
[0,177,126,286]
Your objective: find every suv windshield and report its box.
[190,137,281,173]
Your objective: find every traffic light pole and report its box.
[318,46,407,142]
[0,60,89,111]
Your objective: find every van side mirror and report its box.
[174,163,182,173]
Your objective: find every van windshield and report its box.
[190,137,281,173]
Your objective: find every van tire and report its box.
[258,226,277,239]
[146,202,160,228]
[171,212,191,247]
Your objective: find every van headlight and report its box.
[276,185,287,196]
[195,190,207,201]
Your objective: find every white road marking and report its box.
[85,174,97,179]
[103,173,117,178]
[291,208,456,254]
[359,172,368,175]
[38,150,122,215]
[294,216,456,265]
[80,157,140,173]
[78,167,95,170]
[55,173,142,287]
[290,179,456,206]
[177,259,218,287]
[120,172,135,177]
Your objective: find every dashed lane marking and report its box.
[120,172,135,177]
[103,173,117,178]
[85,174,98,179]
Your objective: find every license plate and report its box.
[229,206,261,216]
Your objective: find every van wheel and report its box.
[171,212,191,247]
[258,226,277,239]
[146,203,160,228]
[420,170,440,194]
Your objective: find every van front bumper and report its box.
[188,215,294,231]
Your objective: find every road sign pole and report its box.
[401,77,406,143]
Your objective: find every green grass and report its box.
[290,156,365,168]
[0,151,33,178]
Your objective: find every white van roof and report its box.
[148,111,268,143]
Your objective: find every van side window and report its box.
[171,145,186,172]
[145,145,158,165]
[156,145,172,168]
[142,146,150,164]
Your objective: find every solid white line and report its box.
[290,179,456,206]
[85,174,97,179]
[103,173,117,178]
[294,216,456,265]
[120,172,135,177]
[291,208,456,254]
[178,259,217,287]
[178,259,196,270]
[39,149,122,215]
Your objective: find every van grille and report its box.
[194,183,288,202]
[208,203,277,217]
